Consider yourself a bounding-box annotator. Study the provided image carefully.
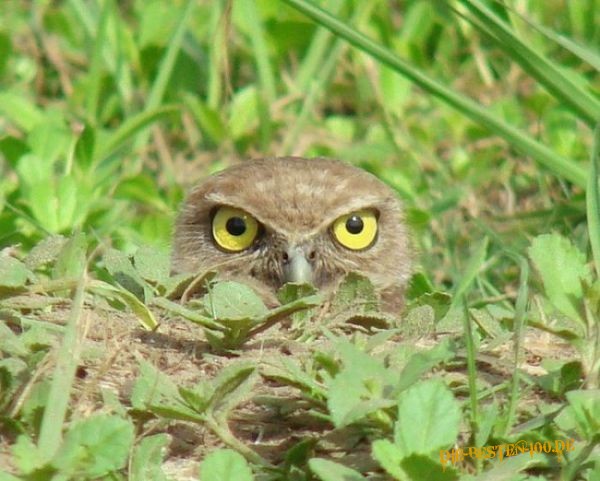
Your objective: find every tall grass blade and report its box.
[68,0,132,105]
[455,0,600,126]
[452,236,489,304]
[295,0,345,92]
[587,124,600,277]
[462,299,480,471]
[37,234,87,462]
[237,0,276,105]
[283,0,377,154]
[132,0,195,155]
[85,0,112,122]
[95,105,178,163]
[506,7,600,72]
[278,0,587,188]
[207,1,227,109]
[500,256,529,436]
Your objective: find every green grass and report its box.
[1,0,599,480]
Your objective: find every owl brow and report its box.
[206,203,262,223]
[330,206,381,221]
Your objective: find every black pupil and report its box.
[346,215,364,234]
[226,217,246,236]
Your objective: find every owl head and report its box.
[172,157,412,312]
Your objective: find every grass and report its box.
[1,0,599,480]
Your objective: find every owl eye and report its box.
[212,206,259,252]
[332,209,378,250]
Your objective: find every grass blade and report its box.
[500,256,529,437]
[587,124,600,277]
[456,0,600,126]
[236,0,276,105]
[89,280,159,331]
[462,299,480,471]
[37,234,87,463]
[67,0,133,106]
[453,237,489,306]
[295,0,345,92]
[206,1,228,110]
[95,105,179,163]
[132,0,195,155]
[507,7,600,72]
[85,0,112,122]
[278,0,587,188]
[283,0,377,154]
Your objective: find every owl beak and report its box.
[282,246,313,284]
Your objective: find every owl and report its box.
[171,157,412,313]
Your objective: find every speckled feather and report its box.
[172,157,412,313]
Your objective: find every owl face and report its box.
[172,157,411,309]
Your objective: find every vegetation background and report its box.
[0,0,598,480]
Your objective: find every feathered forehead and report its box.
[183,157,401,233]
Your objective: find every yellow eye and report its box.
[212,206,259,252]
[332,210,378,251]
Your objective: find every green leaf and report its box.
[51,232,87,281]
[277,282,318,304]
[74,123,96,171]
[203,281,269,320]
[308,458,364,481]
[0,90,43,131]
[27,119,71,165]
[228,86,259,140]
[373,441,459,481]
[0,257,34,288]
[16,153,52,186]
[55,176,82,231]
[133,245,171,284]
[406,272,435,300]
[331,272,378,312]
[130,434,170,481]
[184,93,228,145]
[179,384,211,414]
[0,323,28,356]
[24,235,67,270]
[565,389,600,440]
[131,359,179,410]
[277,282,319,325]
[394,379,461,455]
[395,338,456,393]
[102,248,148,300]
[528,233,591,323]
[371,439,406,480]
[208,363,257,417]
[51,415,134,478]
[262,357,326,400]
[26,179,58,232]
[327,342,391,428]
[131,359,201,421]
[534,361,583,396]
[407,291,452,323]
[89,280,159,331]
[199,448,254,481]
[400,454,458,481]
[11,435,45,474]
